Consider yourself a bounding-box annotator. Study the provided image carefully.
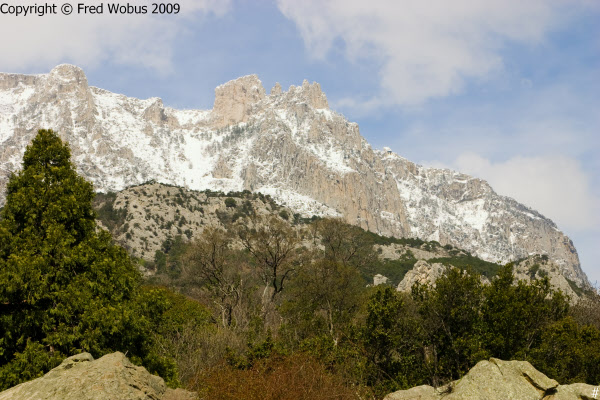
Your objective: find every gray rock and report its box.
[384,358,600,400]
[0,352,196,400]
[442,358,558,400]
[543,383,598,400]
[396,260,446,292]
[384,384,438,399]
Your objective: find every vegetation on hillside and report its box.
[1,130,599,398]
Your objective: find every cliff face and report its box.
[0,65,587,287]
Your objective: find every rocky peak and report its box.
[48,64,89,85]
[0,72,38,90]
[212,74,266,127]
[143,98,170,125]
[270,82,282,96]
[301,79,329,109]
[41,64,97,124]
[282,79,329,110]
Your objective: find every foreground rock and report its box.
[0,352,196,400]
[384,358,596,400]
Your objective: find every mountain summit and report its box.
[0,65,587,286]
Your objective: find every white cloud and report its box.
[0,0,231,73]
[445,153,599,232]
[277,0,593,107]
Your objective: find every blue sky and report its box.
[1,0,598,283]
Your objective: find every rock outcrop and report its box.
[384,358,596,400]
[92,182,293,261]
[512,255,582,301]
[0,65,588,288]
[0,352,196,400]
[396,260,447,292]
[394,255,582,301]
[212,74,265,128]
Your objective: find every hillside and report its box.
[92,182,586,300]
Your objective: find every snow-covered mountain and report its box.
[0,64,587,286]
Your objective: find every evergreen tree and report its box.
[363,287,425,394]
[0,130,174,388]
[417,268,487,383]
[482,264,569,360]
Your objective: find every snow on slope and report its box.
[0,64,587,286]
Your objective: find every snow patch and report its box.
[258,186,341,218]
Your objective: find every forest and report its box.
[1,130,599,399]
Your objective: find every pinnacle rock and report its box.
[212,74,266,127]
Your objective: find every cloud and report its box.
[443,153,599,232]
[0,0,231,73]
[277,0,594,107]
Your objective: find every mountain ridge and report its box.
[0,64,587,287]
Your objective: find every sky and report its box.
[0,0,598,283]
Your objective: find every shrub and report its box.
[225,198,237,208]
[195,353,363,400]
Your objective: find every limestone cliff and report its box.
[0,65,587,287]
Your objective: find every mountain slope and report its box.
[0,64,586,286]
[91,182,585,301]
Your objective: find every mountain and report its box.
[0,64,587,287]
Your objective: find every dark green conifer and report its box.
[0,129,173,388]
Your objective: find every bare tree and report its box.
[285,258,365,344]
[237,215,301,303]
[183,227,244,328]
[314,218,376,268]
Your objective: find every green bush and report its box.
[0,130,176,389]
[225,197,237,208]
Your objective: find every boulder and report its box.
[384,384,439,399]
[383,358,599,400]
[543,383,598,400]
[443,358,558,400]
[0,352,196,400]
